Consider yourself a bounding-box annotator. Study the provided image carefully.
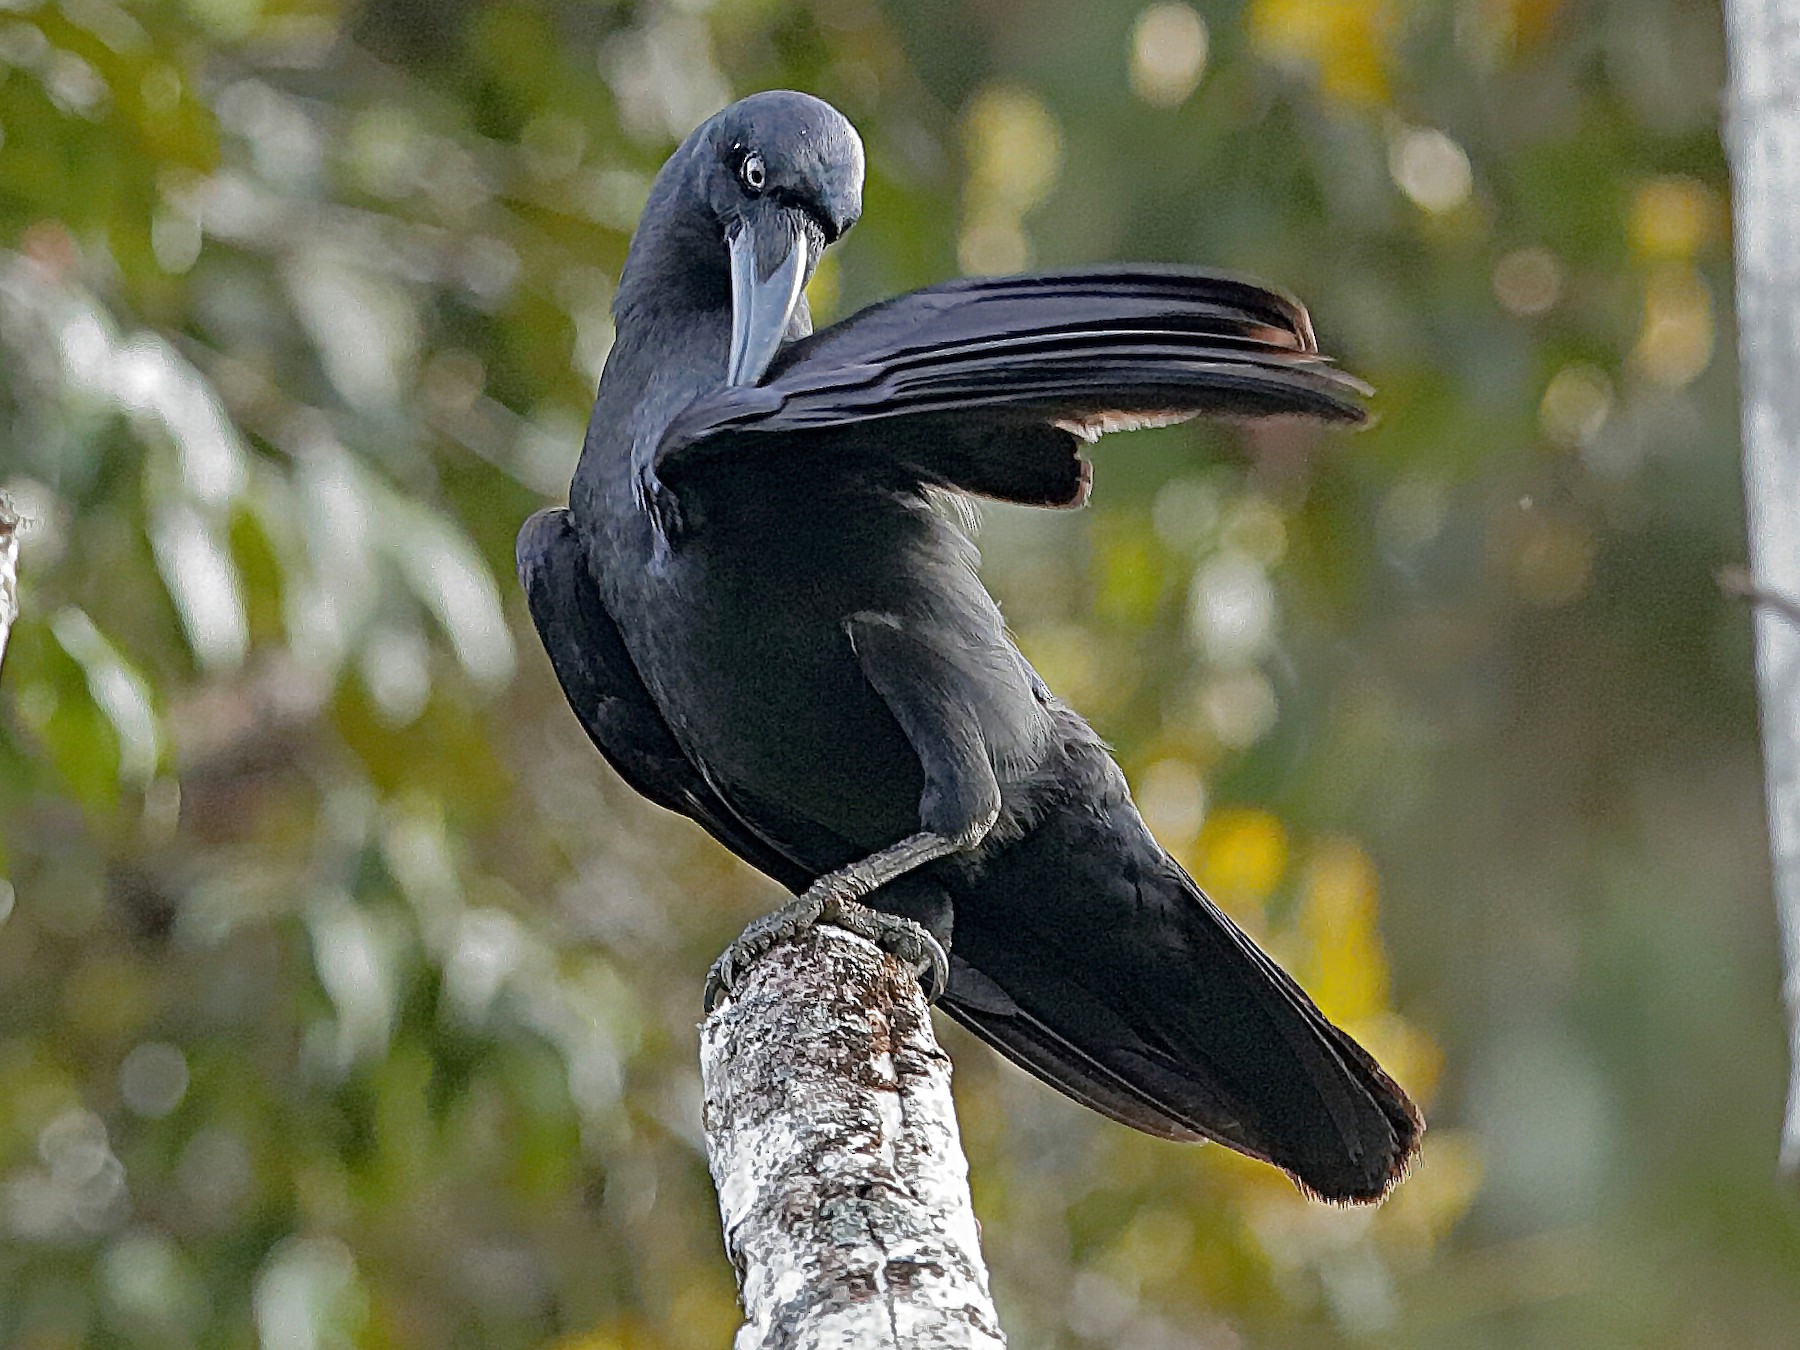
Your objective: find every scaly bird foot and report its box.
[703,883,949,1014]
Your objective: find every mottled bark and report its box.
[1723,1,1800,1174]
[0,494,18,675]
[700,923,1006,1349]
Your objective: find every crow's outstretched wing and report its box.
[517,508,812,891]
[655,267,1369,508]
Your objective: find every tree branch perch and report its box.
[700,923,1007,1349]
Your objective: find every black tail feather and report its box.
[939,797,1422,1204]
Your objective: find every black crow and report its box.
[519,90,1421,1203]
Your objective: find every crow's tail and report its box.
[940,794,1421,1204]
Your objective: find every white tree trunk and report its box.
[700,923,1007,1349]
[0,494,18,674]
[1723,0,1800,1175]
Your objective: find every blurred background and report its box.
[0,0,1783,1346]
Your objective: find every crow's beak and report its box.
[726,208,808,387]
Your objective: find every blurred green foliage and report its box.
[0,1,1786,1347]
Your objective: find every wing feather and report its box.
[654,267,1368,507]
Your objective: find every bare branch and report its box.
[1723,0,1800,1179]
[0,493,18,675]
[701,924,1006,1349]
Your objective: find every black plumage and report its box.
[519,90,1421,1203]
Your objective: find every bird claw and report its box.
[702,887,950,1014]
[823,900,950,1005]
[704,890,825,1014]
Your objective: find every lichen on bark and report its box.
[700,923,1006,1349]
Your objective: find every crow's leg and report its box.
[703,613,1003,1014]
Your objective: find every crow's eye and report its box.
[739,152,766,194]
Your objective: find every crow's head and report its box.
[637,91,864,387]
[698,90,864,249]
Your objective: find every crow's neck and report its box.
[570,203,732,521]
[608,276,733,441]
[609,161,731,356]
